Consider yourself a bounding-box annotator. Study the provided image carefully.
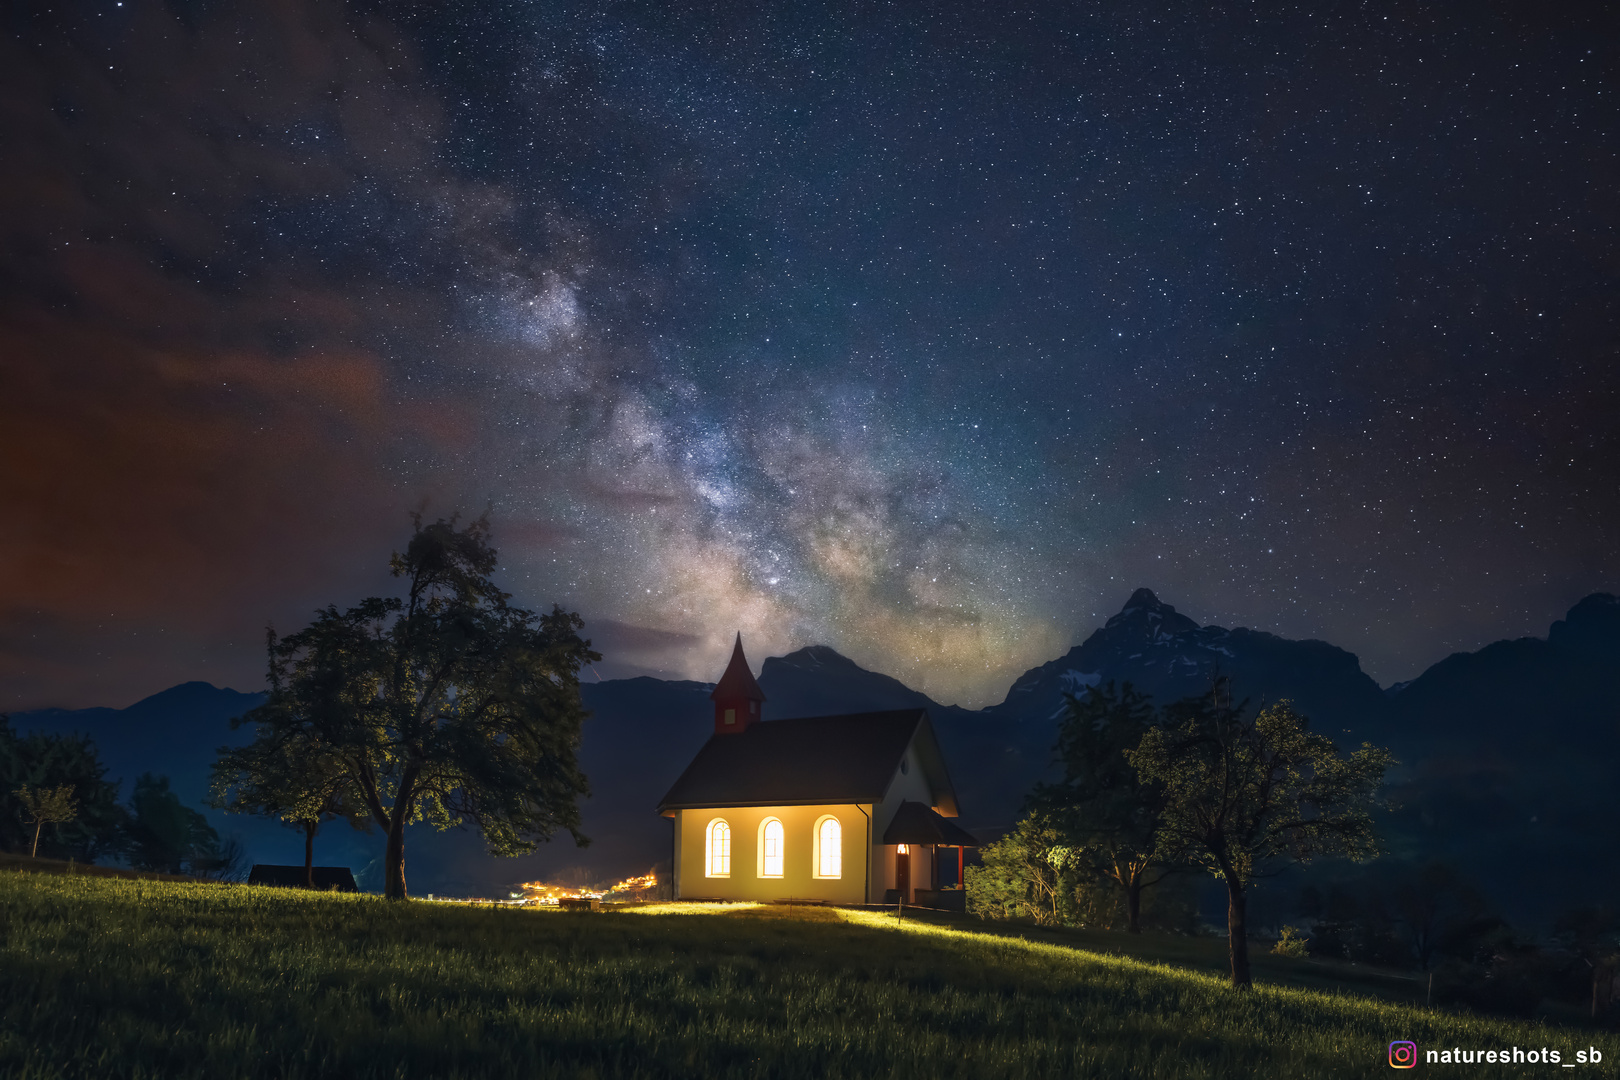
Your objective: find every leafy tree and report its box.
[1031,681,1173,932]
[126,773,239,878]
[212,727,370,887]
[1272,926,1310,957]
[965,812,1087,925]
[1128,695,1394,988]
[1299,880,1411,968]
[237,514,597,899]
[0,716,125,862]
[1391,861,1497,971]
[966,811,1187,930]
[13,784,77,857]
[1554,906,1620,1020]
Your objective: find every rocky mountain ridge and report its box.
[12,590,1617,918]
[987,588,1390,740]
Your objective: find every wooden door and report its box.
[895,846,911,902]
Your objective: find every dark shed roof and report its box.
[658,709,931,810]
[248,865,360,891]
[881,800,980,846]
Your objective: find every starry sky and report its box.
[2,0,1616,711]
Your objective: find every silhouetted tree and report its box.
[127,773,237,877]
[13,784,77,857]
[237,514,597,900]
[0,716,125,862]
[1128,694,1394,988]
[1304,866,1499,970]
[1391,862,1496,971]
[1030,681,1172,932]
[1555,906,1620,1020]
[212,728,370,887]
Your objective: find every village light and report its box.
[896,844,909,854]
[516,871,660,906]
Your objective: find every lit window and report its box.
[706,819,731,877]
[759,818,784,878]
[814,816,842,879]
[896,843,910,855]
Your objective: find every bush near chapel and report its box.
[966,812,1196,931]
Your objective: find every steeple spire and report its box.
[711,633,766,734]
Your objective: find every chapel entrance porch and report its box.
[880,800,978,907]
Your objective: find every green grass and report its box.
[1,872,1614,1079]
[0,852,197,882]
[895,909,1432,1005]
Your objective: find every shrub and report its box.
[966,814,1083,925]
[1272,926,1310,958]
[966,813,1196,931]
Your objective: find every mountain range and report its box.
[12,588,1618,922]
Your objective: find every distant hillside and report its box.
[1375,593,1620,922]
[9,677,717,898]
[979,589,1620,924]
[15,682,268,809]
[8,682,307,882]
[11,590,1617,919]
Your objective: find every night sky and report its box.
[3,0,1616,711]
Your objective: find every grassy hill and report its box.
[0,852,201,882]
[1,872,1613,1079]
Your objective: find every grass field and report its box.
[0,853,197,883]
[1,871,1614,1079]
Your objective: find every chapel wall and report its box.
[675,803,871,905]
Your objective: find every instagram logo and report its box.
[1389,1041,1418,1069]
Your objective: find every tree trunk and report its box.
[303,820,317,889]
[1126,877,1143,934]
[379,770,418,901]
[30,821,41,858]
[1227,879,1252,989]
[384,813,408,900]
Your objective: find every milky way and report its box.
[1,1,1616,709]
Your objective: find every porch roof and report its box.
[880,800,979,847]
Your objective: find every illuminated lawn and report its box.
[1,873,1614,1079]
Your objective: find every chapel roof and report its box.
[710,633,766,703]
[656,708,957,814]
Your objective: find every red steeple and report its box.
[711,633,765,734]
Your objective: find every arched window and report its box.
[705,818,731,877]
[759,818,784,878]
[813,816,842,879]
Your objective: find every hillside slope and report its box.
[6,872,1613,1079]
[12,590,1617,917]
